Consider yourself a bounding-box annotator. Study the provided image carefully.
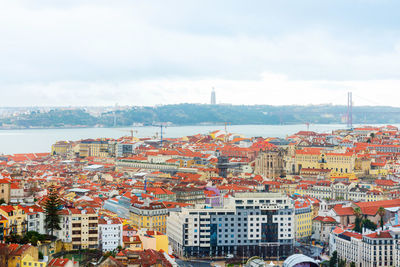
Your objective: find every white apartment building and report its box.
[332,227,400,267]
[26,205,46,235]
[57,209,72,243]
[335,231,362,265]
[167,192,295,259]
[361,231,394,267]
[99,217,123,252]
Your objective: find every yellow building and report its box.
[0,205,28,235]
[139,230,169,253]
[0,214,8,241]
[51,141,73,156]
[70,208,98,250]
[6,244,39,267]
[21,254,46,267]
[366,190,386,202]
[130,200,168,233]
[178,158,195,168]
[294,199,313,239]
[295,148,355,174]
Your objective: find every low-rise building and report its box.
[172,187,205,204]
[130,200,168,233]
[0,205,28,235]
[139,230,169,253]
[312,216,338,244]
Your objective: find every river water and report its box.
[0,123,388,154]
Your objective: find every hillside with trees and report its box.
[2,104,400,128]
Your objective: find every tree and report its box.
[44,186,61,237]
[362,219,377,231]
[353,207,362,233]
[330,251,338,267]
[350,262,356,267]
[22,231,46,246]
[378,206,386,229]
[5,233,22,244]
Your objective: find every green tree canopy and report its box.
[44,186,61,237]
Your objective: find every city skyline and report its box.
[1,1,400,107]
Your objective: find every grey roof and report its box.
[283,254,319,267]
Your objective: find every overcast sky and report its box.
[1,0,400,107]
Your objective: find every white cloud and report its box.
[0,0,400,106]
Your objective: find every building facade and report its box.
[254,149,285,178]
[167,192,295,259]
[99,217,123,252]
[130,200,168,233]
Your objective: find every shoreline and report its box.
[0,122,355,131]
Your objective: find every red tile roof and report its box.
[48,258,72,267]
[342,231,362,239]
[365,231,392,239]
[333,204,354,216]
[313,216,337,223]
[356,199,400,215]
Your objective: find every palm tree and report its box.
[378,207,386,229]
[353,207,362,233]
[353,207,361,217]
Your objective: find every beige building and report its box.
[254,148,285,178]
[0,179,10,203]
[70,208,99,250]
[79,139,110,158]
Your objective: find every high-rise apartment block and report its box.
[167,192,295,259]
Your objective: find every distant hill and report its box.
[2,104,400,128]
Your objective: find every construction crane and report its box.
[119,129,138,141]
[153,124,167,147]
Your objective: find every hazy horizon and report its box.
[1,102,400,109]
